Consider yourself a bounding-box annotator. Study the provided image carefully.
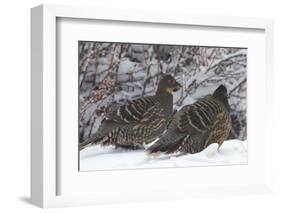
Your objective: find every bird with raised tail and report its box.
[79,75,181,151]
[146,85,231,156]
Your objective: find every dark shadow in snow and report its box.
[18,196,31,205]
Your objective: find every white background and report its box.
[0,0,280,212]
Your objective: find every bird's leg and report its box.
[217,142,223,152]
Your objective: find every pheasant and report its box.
[146,85,231,156]
[79,75,181,151]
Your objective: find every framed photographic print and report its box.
[31,4,274,208]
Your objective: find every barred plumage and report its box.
[79,75,181,151]
[147,85,231,155]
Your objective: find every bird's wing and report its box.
[176,96,222,134]
[105,96,155,123]
[203,110,231,148]
[132,102,166,131]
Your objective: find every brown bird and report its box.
[146,85,231,156]
[79,75,181,151]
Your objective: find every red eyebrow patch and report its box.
[167,79,174,84]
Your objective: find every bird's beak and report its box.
[173,80,182,92]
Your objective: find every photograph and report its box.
[78,41,247,171]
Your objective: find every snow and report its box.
[79,139,248,171]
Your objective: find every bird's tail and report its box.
[146,134,186,156]
[79,133,109,151]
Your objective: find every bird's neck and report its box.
[156,89,173,117]
[156,86,172,97]
[214,96,230,111]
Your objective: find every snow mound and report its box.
[79,139,248,171]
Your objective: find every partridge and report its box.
[79,75,181,151]
[147,85,231,155]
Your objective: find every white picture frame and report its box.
[31,4,274,208]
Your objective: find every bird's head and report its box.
[213,85,230,110]
[157,75,182,95]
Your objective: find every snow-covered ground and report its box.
[79,139,248,171]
